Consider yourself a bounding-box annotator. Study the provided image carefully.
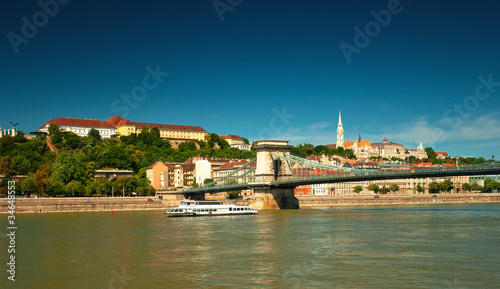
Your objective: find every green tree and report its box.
[0,135,17,156]
[45,176,64,196]
[34,163,52,195]
[88,128,102,145]
[116,177,137,196]
[389,183,400,193]
[353,185,363,194]
[179,141,197,152]
[0,155,15,175]
[64,132,84,150]
[380,186,390,194]
[368,184,380,194]
[12,155,32,175]
[416,184,424,194]
[483,179,500,193]
[198,140,207,149]
[462,183,472,192]
[48,124,63,146]
[52,152,86,185]
[21,175,37,196]
[429,182,440,194]
[205,133,230,149]
[440,179,454,193]
[65,180,85,197]
[135,178,154,196]
[471,183,482,192]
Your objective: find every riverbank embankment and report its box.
[0,196,179,213]
[297,193,500,207]
[1,193,499,213]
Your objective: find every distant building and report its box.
[38,115,208,143]
[195,159,212,186]
[222,134,251,151]
[94,169,134,181]
[221,134,244,145]
[114,116,208,143]
[0,127,17,137]
[328,111,427,160]
[469,175,500,188]
[230,142,251,151]
[38,117,118,138]
[436,152,449,159]
[295,175,470,196]
[146,161,195,190]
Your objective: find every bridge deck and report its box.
[184,163,500,194]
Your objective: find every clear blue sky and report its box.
[2,0,500,158]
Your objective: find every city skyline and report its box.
[2,0,500,158]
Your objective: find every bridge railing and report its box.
[273,162,500,184]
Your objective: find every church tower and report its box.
[336,111,344,148]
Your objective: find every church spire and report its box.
[336,111,344,148]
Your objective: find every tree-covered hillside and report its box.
[0,125,255,197]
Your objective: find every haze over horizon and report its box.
[2,0,500,158]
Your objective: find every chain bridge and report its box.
[184,140,500,209]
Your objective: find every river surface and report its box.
[1,203,500,288]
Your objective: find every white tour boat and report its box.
[166,199,258,217]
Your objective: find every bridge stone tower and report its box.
[251,140,299,210]
[254,140,293,182]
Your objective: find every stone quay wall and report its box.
[0,197,169,214]
[1,193,499,213]
[298,193,500,207]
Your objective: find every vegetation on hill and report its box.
[0,126,255,197]
[290,144,356,159]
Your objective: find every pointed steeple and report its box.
[336,111,344,148]
[417,141,424,152]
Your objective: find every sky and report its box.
[1,0,500,158]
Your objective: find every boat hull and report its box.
[166,211,258,217]
[166,199,258,217]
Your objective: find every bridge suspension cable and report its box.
[198,158,257,188]
[269,153,370,174]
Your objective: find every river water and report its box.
[1,203,500,288]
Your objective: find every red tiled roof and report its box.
[222,134,244,140]
[107,115,124,126]
[117,119,207,132]
[219,160,249,169]
[38,117,116,130]
[436,152,449,156]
